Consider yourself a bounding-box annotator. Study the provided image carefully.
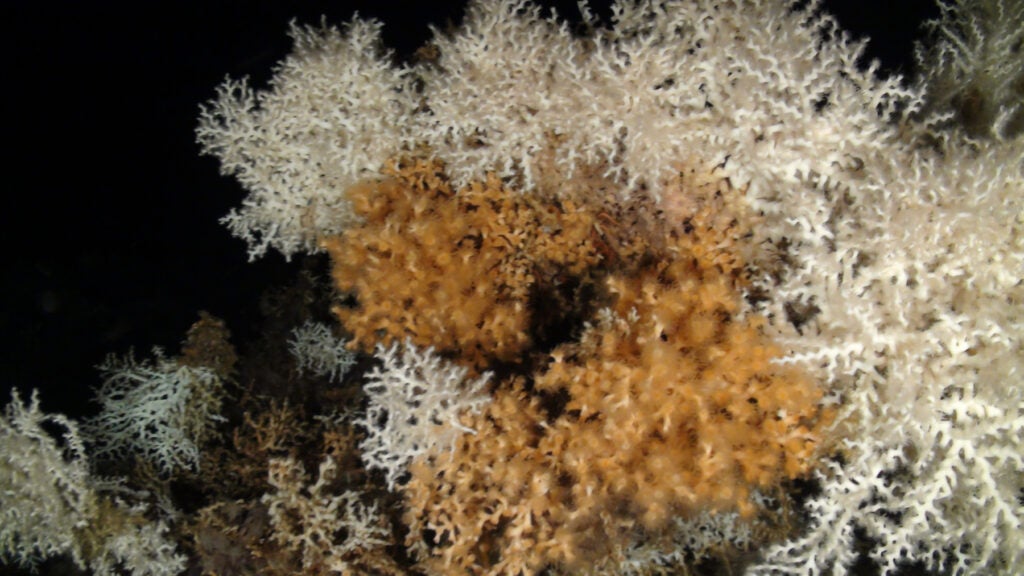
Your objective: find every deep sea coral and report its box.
[322,157,603,368]
[398,183,831,574]
[3,1,1021,575]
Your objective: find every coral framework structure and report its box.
[2,1,1021,575]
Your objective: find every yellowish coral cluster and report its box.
[402,382,557,574]
[339,160,835,574]
[322,157,602,369]
[549,198,827,505]
[535,234,829,525]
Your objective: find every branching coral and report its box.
[178,312,238,381]
[536,242,829,520]
[402,382,560,574]
[188,400,399,576]
[288,321,357,383]
[1,390,186,576]
[199,397,312,501]
[195,18,417,260]
[399,183,831,574]
[358,341,491,491]
[262,456,398,575]
[1,389,96,569]
[11,0,1011,574]
[84,347,226,475]
[914,0,1024,138]
[750,135,1024,574]
[322,157,602,368]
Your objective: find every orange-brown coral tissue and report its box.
[320,158,832,573]
[321,157,602,369]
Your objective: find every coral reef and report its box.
[4,0,1022,575]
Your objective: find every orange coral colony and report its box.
[321,157,832,573]
[321,157,602,369]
